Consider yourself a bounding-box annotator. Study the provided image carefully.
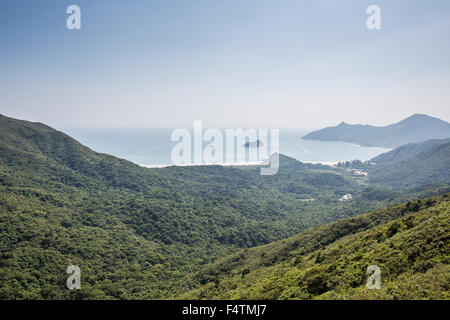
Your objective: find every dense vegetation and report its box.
[182,193,450,299]
[336,138,450,190]
[0,114,449,299]
[370,138,450,165]
[303,114,450,148]
[368,142,450,188]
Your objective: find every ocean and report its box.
[63,128,390,167]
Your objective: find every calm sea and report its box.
[63,128,390,167]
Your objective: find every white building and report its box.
[340,194,353,201]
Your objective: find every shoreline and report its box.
[140,160,338,169]
[141,161,269,169]
[301,161,338,167]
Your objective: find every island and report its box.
[244,140,263,148]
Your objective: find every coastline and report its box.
[140,159,339,169]
[141,160,269,169]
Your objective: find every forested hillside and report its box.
[0,114,449,299]
[370,138,450,165]
[182,193,450,299]
[0,114,399,299]
[368,141,450,188]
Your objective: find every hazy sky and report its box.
[1,0,449,129]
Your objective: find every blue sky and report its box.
[1,0,449,129]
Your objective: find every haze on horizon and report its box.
[1,0,450,130]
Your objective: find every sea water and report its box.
[63,128,390,167]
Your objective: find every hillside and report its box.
[336,137,450,193]
[302,114,450,148]
[370,138,450,165]
[0,114,398,299]
[1,114,449,300]
[368,141,450,188]
[181,193,450,300]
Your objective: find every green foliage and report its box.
[181,194,450,300]
[0,114,449,300]
[368,142,450,188]
[371,138,450,165]
[0,114,398,299]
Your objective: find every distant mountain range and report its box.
[303,114,450,148]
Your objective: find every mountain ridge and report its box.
[367,140,450,188]
[370,138,450,165]
[303,114,450,148]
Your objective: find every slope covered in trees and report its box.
[368,141,450,189]
[182,193,450,300]
[370,138,450,165]
[0,114,401,299]
[0,114,449,299]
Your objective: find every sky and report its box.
[1,0,450,130]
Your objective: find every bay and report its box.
[63,128,390,167]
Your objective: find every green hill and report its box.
[302,114,450,148]
[337,138,450,191]
[368,141,450,188]
[181,193,450,300]
[370,138,450,165]
[1,114,448,300]
[0,114,398,299]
